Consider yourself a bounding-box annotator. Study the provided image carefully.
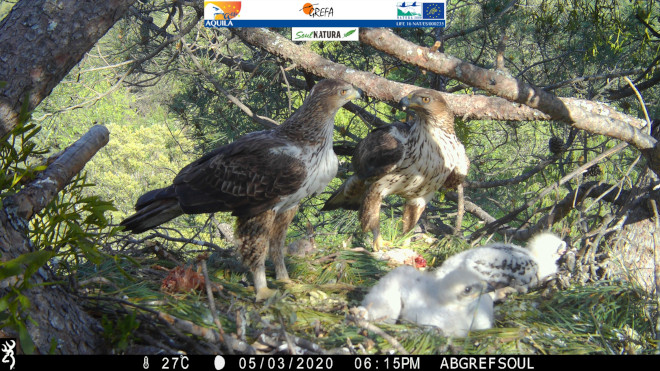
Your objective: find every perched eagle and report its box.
[432,232,567,299]
[323,89,468,250]
[359,265,493,336]
[121,79,362,298]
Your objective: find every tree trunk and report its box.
[0,0,136,353]
[0,0,138,138]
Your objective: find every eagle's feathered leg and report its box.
[236,210,276,299]
[269,205,299,282]
[360,185,384,251]
[402,198,426,235]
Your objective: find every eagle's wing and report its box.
[353,122,411,180]
[172,132,307,219]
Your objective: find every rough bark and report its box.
[0,0,138,138]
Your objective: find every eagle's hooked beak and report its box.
[351,87,363,101]
[398,94,413,111]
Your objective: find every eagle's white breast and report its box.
[377,120,466,199]
[275,141,338,212]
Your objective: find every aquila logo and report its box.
[204,1,241,27]
[300,3,334,18]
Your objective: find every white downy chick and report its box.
[360,266,493,336]
[433,232,567,295]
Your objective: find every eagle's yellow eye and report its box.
[340,89,348,96]
[421,97,430,103]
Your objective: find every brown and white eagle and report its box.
[121,79,361,298]
[323,89,468,250]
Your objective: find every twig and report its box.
[454,183,465,235]
[278,316,298,355]
[280,64,293,115]
[78,277,121,292]
[200,259,234,355]
[623,77,652,135]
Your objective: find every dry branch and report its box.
[465,136,629,240]
[231,28,572,123]
[358,28,654,154]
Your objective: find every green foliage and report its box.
[29,173,120,268]
[0,122,48,198]
[101,311,140,351]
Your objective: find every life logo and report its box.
[300,3,334,18]
[397,2,445,20]
[204,1,241,27]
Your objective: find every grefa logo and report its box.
[300,3,334,18]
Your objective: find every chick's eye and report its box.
[340,89,348,96]
[463,286,473,294]
[421,97,430,103]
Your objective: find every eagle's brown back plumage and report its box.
[322,88,468,250]
[121,79,362,296]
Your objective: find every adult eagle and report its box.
[121,79,361,298]
[323,89,468,250]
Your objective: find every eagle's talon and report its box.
[373,235,391,251]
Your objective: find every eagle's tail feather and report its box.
[322,176,366,211]
[120,186,183,233]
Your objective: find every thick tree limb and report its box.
[358,28,654,154]
[231,28,567,123]
[0,0,138,138]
